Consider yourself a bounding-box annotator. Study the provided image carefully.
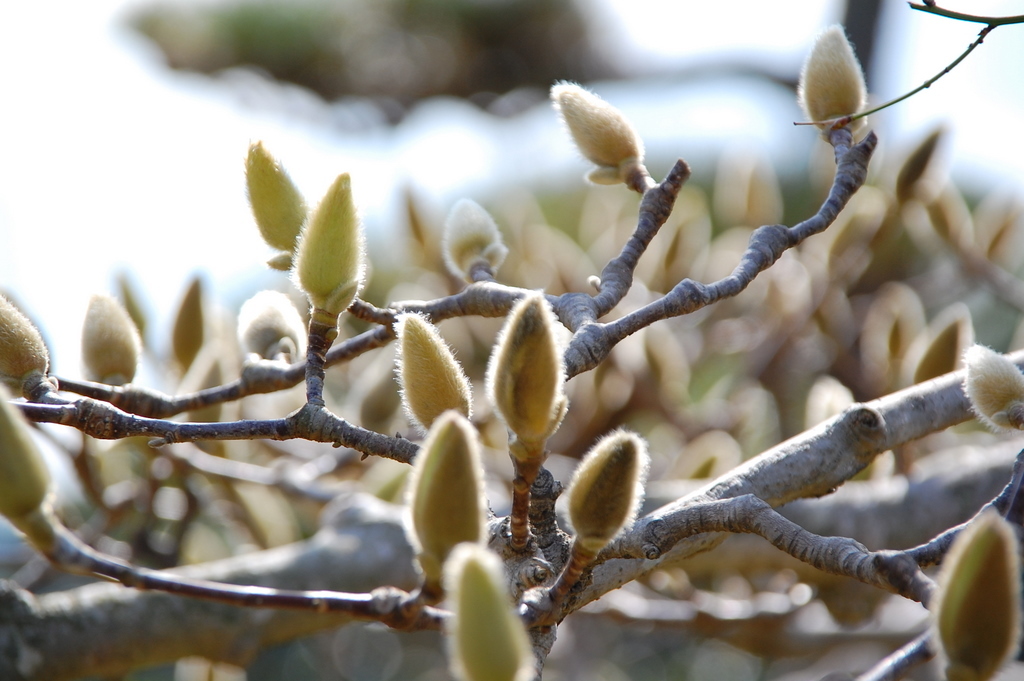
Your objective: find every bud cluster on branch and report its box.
[3,14,1024,681]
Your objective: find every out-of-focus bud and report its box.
[293,173,366,316]
[933,510,1021,681]
[444,543,534,681]
[896,127,944,204]
[804,375,854,429]
[406,412,487,591]
[902,303,973,386]
[797,25,867,135]
[486,294,566,448]
[551,82,644,185]
[0,384,55,548]
[713,148,784,229]
[245,141,307,261]
[442,199,509,281]
[172,276,205,375]
[82,294,142,385]
[963,344,1024,431]
[237,290,307,362]
[395,313,472,433]
[860,282,926,393]
[116,272,148,341]
[566,430,648,554]
[0,296,49,394]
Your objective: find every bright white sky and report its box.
[0,0,1022,380]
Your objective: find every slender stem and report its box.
[850,24,992,123]
[305,308,340,405]
[509,439,545,550]
[548,540,595,606]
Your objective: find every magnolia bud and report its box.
[293,173,366,315]
[566,430,648,553]
[486,294,566,447]
[904,303,973,386]
[963,344,1024,431]
[237,290,307,361]
[933,510,1021,681]
[444,543,534,681]
[550,82,644,185]
[442,199,509,281]
[0,296,49,394]
[81,294,142,385]
[245,141,307,254]
[896,127,944,204]
[172,277,205,375]
[395,313,472,433]
[406,412,487,589]
[0,384,54,545]
[797,26,867,134]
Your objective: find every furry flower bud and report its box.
[551,82,644,185]
[237,290,307,361]
[445,543,534,681]
[933,510,1021,681]
[0,295,49,394]
[442,199,508,281]
[293,173,366,316]
[246,141,307,263]
[963,344,1024,431]
[0,385,53,533]
[566,430,648,553]
[486,294,566,447]
[406,412,487,589]
[395,314,472,433]
[798,26,867,134]
[81,294,142,385]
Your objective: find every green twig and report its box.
[908,2,1024,26]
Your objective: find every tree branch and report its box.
[575,351,1023,615]
[0,494,424,681]
[562,130,877,378]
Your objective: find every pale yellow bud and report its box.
[0,385,52,528]
[293,172,366,315]
[81,294,142,385]
[245,141,307,253]
[395,313,472,433]
[0,296,49,394]
[963,344,1024,431]
[551,82,644,185]
[486,294,566,447]
[237,290,307,361]
[798,26,867,134]
[566,430,648,554]
[933,510,1021,681]
[406,412,487,588]
[442,199,509,281]
[172,277,205,375]
[444,543,534,681]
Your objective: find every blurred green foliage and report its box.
[130,0,611,113]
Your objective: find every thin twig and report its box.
[39,515,446,631]
[16,396,419,464]
[856,631,935,681]
[908,3,1024,26]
